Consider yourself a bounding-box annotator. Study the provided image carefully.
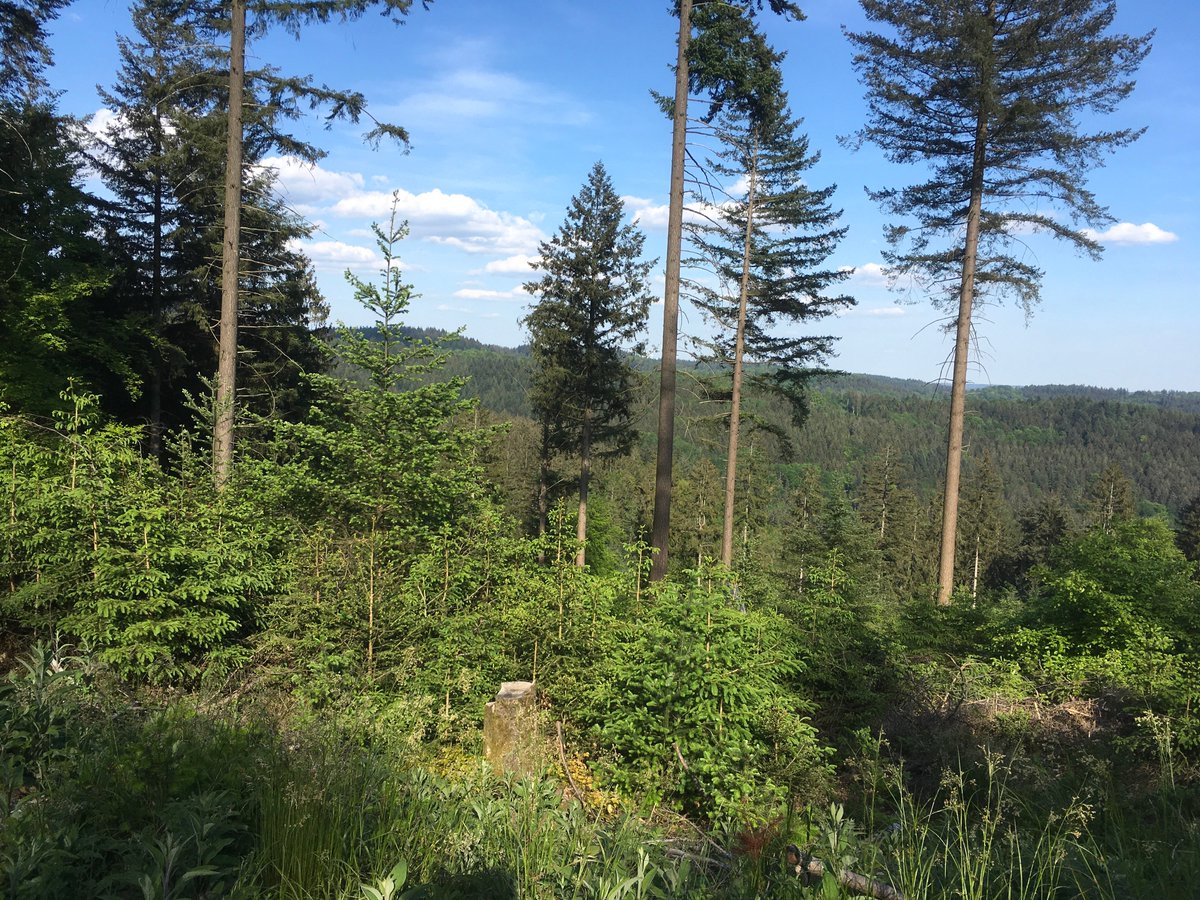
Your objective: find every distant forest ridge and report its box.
[372,327,1200,413]
[347,327,1200,518]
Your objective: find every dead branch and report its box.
[786,844,905,900]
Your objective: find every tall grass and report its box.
[2,647,1196,898]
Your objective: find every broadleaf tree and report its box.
[523,162,655,568]
[845,0,1152,604]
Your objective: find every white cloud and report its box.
[624,196,669,229]
[844,262,889,287]
[1084,222,1178,245]
[260,156,366,204]
[473,254,540,275]
[332,188,544,256]
[453,286,528,301]
[726,174,750,198]
[622,195,722,231]
[299,240,379,267]
[85,107,122,138]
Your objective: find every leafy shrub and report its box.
[595,566,832,826]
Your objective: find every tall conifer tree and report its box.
[211,0,424,488]
[91,0,330,448]
[845,0,1152,604]
[524,162,655,568]
[685,91,852,567]
[650,0,803,581]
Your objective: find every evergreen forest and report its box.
[2,1,1197,898]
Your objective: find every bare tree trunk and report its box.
[879,446,891,539]
[213,0,245,490]
[721,141,758,568]
[148,111,164,461]
[650,0,692,582]
[576,406,592,568]
[971,535,981,603]
[536,422,550,565]
[936,97,988,607]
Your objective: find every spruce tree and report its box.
[0,2,139,415]
[89,0,215,453]
[956,451,1011,601]
[1176,493,1200,565]
[845,0,1152,605]
[650,0,804,581]
[684,79,852,567]
[0,0,69,104]
[212,0,425,488]
[91,0,329,449]
[1085,462,1136,533]
[523,162,655,568]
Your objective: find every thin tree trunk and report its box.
[576,406,592,568]
[936,91,989,606]
[149,107,164,462]
[536,422,550,565]
[879,446,891,540]
[971,535,981,603]
[213,0,245,490]
[367,535,375,680]
[650,0,692,582]
[721,140,758,568]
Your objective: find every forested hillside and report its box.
[3,0,1197,898]
[429,337,1200,522]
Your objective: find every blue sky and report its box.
[49,0,1198,390]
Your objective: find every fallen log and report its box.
[785,845,905,900]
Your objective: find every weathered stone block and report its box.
[483,680,540,776]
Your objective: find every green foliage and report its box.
[1,389,281,682]
[684,81,853,421]
[1177,492,1200,564]
[846,0,1152,315]
[0,102,140,419]
[1027,519,1199,656]
[523,162,655,558]
[847,739,1116,900]
[596,566,831,825]
[252,209,489,702]
[997,520,1200,754]
[0,651,259,898]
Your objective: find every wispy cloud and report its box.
[1084,222,1178,245]
[453,286,529,301]
[472,254,540,275]
[845,305,906,317]
[394,64,593,130]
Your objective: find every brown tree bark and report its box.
[213,0,245,490]
[936,91,988,607]
[575,406,592,568]
[650,0,692,581]
[721,140,758,568]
